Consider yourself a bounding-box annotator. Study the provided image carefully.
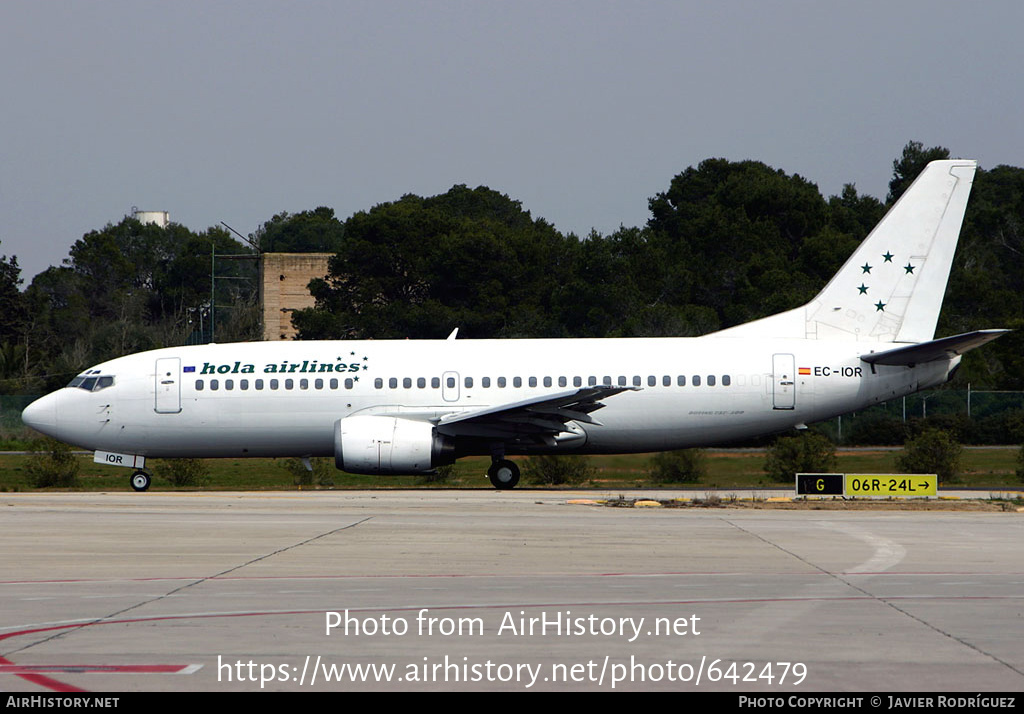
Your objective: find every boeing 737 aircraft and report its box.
[22,160,1007,490]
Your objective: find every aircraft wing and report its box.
[860,329,1009,367]
[435,385,636,441]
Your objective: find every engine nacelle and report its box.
[334,415,454,474]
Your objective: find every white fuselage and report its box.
[27,336,954,460]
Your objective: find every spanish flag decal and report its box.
[798,367,811,375]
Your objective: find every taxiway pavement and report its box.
[1,490,1022,692]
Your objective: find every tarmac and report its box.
[1,489,1022,692]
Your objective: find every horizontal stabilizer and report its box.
[860,329,1009,366]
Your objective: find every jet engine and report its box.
[334,415,454,474]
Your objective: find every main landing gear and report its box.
[130,470,151,492]
[487,459,520,490]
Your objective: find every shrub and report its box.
[523,455,594,485]
[26,438,80,488]
[896,429,962,484]
[418,463,454,484]
[281,457,334,487]
[764,432,836,482]
[648,449,706,483]
[152,458,209,487]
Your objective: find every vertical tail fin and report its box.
[807,159,976,342]
[714,159,976,343]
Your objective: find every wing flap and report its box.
[436,385,636,440]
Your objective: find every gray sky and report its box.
[2,0,1022,282]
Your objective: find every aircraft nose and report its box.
[22,393,58,436]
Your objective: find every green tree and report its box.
[0,249,26,346]
[254,207,345,253]
[293,185,577,340]
[24,218,254,390]
[887,141,951,203]
[940,163,1024,389]
[646,159,834,329]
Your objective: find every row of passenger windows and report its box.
[196,377,355,391]
[376,374,733,388]
[193,374,733,392]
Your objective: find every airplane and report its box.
[21,159,1008,491]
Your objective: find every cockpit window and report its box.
[67,374,115,392]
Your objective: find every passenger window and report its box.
[300,379,309,390]
[374,378,383,389]
[633,376,642,387]
[513,377,522,388]
[256,379,264,390]
[431,377,440,388]
[482,377,491,388]
[707,375,716,386]
[677,375,686,386]
[240,379,249,390]
[418,377,426,388]
[343,378,352,389]
[617,376,626,386]
[285,379,294,390]
[465,377,473,388]
[270,379,279,390]
[447,377,456,388]
[225,379,234,390]
[196,380,204,391]
[663,375,671,387]
[558,376,566,387]
[389,378,398,389]
[693,375,701,386]
[722,375,731,386]
[210,379,219,391]
[403,378,412,389]
[574,377,582,387]
[498,377,506,388]
[315,378,323,389]
[588,376,597,386]
[528,377,537,387]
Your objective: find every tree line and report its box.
[4,141,1023,395]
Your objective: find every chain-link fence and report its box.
[816,389,1024,444]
